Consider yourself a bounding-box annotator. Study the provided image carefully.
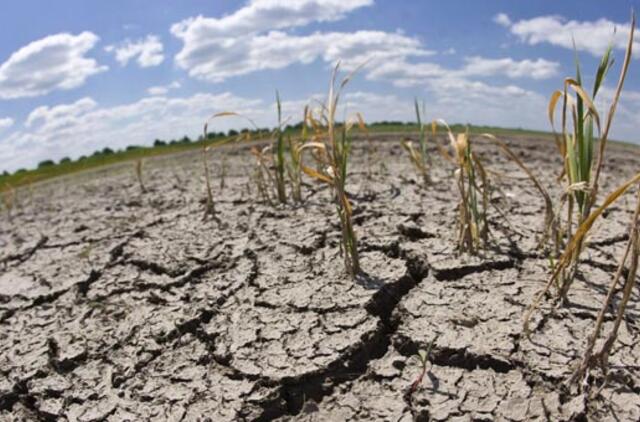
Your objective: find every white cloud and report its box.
[105,35,164,67]
[499,14,639,57]
[25,97,98,128]
[171,0,373,39]
[493,13,511,27]
[171,0,433,82]
[0,89,414,172]
[461,57,559,79]
[0,117,14,130]
[147,81,181,96]
[2,93,264,171]
[173,26,431,82]
[0,32,106,99]
[366,55,558,89]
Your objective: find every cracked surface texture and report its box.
[1,136,639,421]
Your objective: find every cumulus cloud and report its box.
[0,117,14,130]
[173,27,431,82]
[170,0,434,82]
[2,93,264,171]
[0,89,406,171]
[171,0,373,39]
[26,97,98,128]
[147,81,181,96]
[493,13,511,27]
[461,57,559,79]
[497,13,639,57]
[105,35,164,67]
[0,32,106,99]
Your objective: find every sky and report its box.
[1,0,640,172]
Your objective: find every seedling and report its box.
[401,99,431,185]
[134,159,146,193]
[545,13,634,300]
[408,336,438,397]
[219,154,227,191]
[434,122,553,255]
[299,63,363,277]
[274,91,287,204]
[285,107,310,203]
[435,121,489,254]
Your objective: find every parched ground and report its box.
[1,135,639,421]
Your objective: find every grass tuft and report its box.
[545,12,635,300]
[435,120,489,254]
[299,63,362,277]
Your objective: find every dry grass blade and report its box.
[523,171,640,335]
[591,12,636,203]
[435,121,488,254]
[570,188,640,391]
[541,12,635,300]
[401,99,431,185]
[479,134,555,246]
[297,62,362,277]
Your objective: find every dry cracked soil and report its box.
[1,135,639,422]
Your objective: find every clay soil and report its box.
[1,135,639,421]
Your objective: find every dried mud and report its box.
[1,136,639,421]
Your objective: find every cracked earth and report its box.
[1,136,639,421]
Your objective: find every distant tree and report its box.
[2,171,8,177]
[15,169,26,174]
[153,139,166,147]
[102,147,114,155]
[59,157,71,164]
[38,160,55,168]
[180,136,191,144]
[169,139,178,145]
[78,155,87,161]
[126,145,141,151]
[228,129,239,137]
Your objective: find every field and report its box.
[1,133,639,421]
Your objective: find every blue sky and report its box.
[1,0,639,171]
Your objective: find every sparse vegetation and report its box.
[2,17,639,415]
[435,121,489,254]
[300,64,363,277]
[544,13,635,301]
